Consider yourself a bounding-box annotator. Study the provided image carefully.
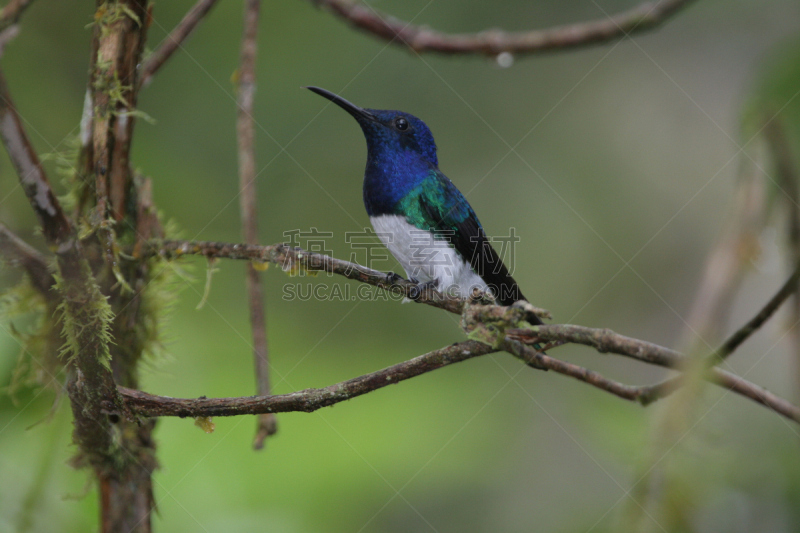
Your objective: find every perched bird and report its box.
[307,87,539,323]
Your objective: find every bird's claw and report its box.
[408,280,437,301]
[408,284,421,301]
[385,271,404,285]
[468,287,496,305]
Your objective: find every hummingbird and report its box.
[307,87,539,323]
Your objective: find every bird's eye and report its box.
[394,117,409,131]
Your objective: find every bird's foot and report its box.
[385,271,405,285]
[468,287,496,305]
[510,300,553,322]
[408,279,438,301]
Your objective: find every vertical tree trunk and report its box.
[97,419,158,533]
[81,1,156,530]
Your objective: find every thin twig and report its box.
[147,239,466,314]
[0,0,34,32]
[637,265,800,404]
[0,222,53,294]
[519,324,682,368]
[236,0,276,449]
[710,367,800,422]
[0,69,72,245]
[716,265,800,360]
[121,341,496,417]
[313,0,696,57]
[139,0,221,87]
[0,23,18,56]
[505,341,643,401]
[635,366,800,423]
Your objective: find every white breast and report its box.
[370,214,488,299]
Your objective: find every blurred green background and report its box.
[2,0,800,531]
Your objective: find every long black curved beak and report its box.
[306,86,377,122]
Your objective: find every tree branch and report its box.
[716,265,800,360]
[312,0,696,57]
[149,238,786,368]
[140,237,800,422]
[81,4,157,530]
[505,340,644,401]
[518,263,799,370]
[146,239,467,314]
[121,334,800,425]
[0,69,72,245]
[1,6,158,531]
[0,56,122,470]
[139,0,221,87]
[90,0,149,222]
[511,323,682,368]
[121,341,496,417]
[509,327,800,423]
[710,368,800,422]
[236,0,277,449]
[636,264,800,404]
[0,222,53,294]
[0,0,34,32]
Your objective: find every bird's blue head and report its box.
[307,86,438,168]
